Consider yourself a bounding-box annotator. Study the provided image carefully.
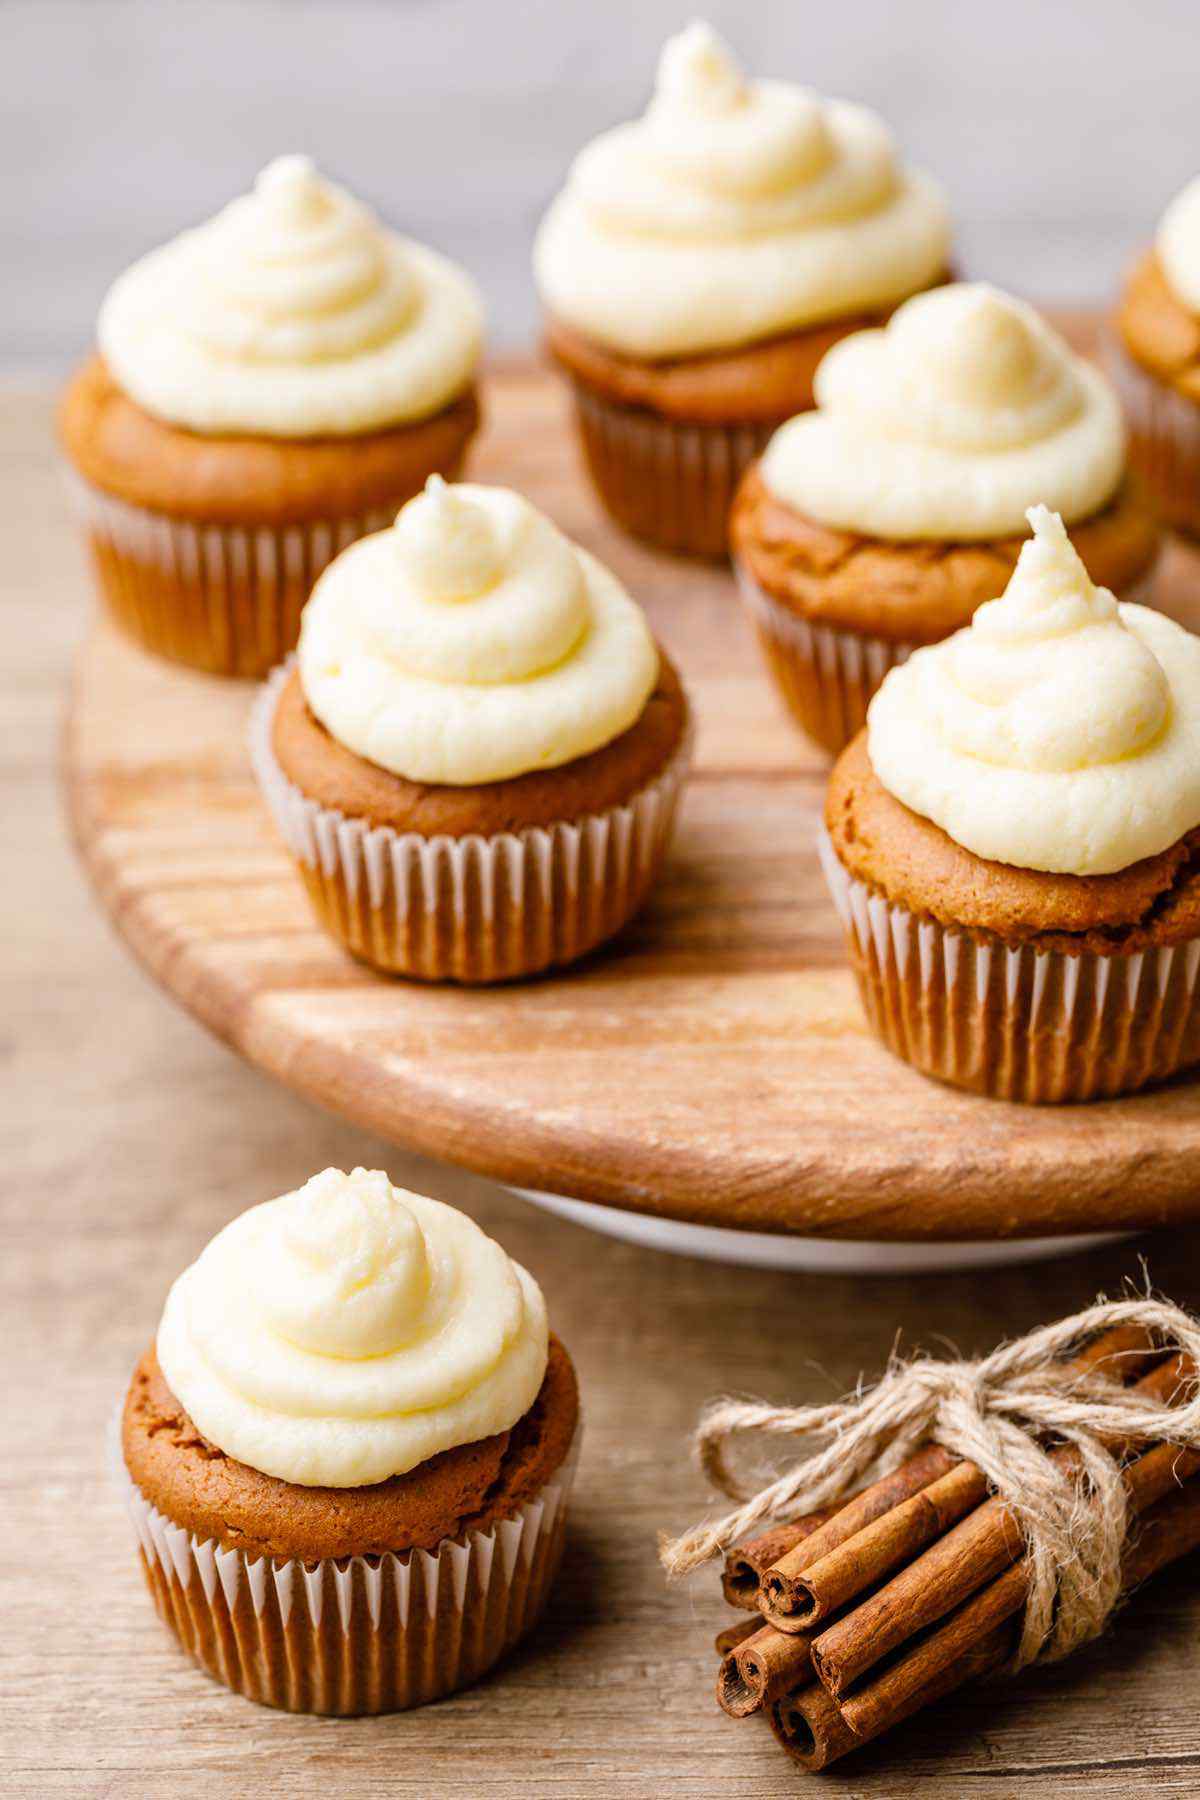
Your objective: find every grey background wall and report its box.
[5,0,1198,370]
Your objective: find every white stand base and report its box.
[510,1188,1129,1275]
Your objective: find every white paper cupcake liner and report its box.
[1105,336,1200,538]
[818,828,1200,1103]
[249,662,693,982]
[112,1416,579,1715]
[570,378,776,558]
[735,559,914,755]
[736,555,1161,759]
[67,472,398,678]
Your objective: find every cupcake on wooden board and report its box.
[119,1166,580,1713]
[534,21,951,557]
[821,507,1200,1103]
[251,477,692,981]
[1110,177,1200,535]
[732,284,1162,754]
[60,156,483,677]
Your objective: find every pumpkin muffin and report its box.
[60,155,483,676]
[251,478,692,982]
[118,1167,579,1713]
[534,21,951,557]
[734,284,1161,753]
[1110,177,1200,536]
[821,508,1200,1103]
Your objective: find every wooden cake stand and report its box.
[64,353,1200,1271]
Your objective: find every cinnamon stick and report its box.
[716,1622,815,1718]
[768,1625,1013,1771]
[772,1471,1200,1770]
[811,1352,1194,1700]
[758,1321,1160,1632]
[721,1504,842,1610]
[757,1442,960,1631]
[714,1616,759,1657]
[840,1447,1200,1743]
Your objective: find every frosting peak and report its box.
[533,22,949,359]
[266,1167,430,1358]
[395,476,503,602]
[1157,175,1200,315]
[868,509,1200,874]
[655,21,748,115]
[156,1169,550,1487]
[98,157,482,438]
[299,482,658,785]
[761,284,1125,539]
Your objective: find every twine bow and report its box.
[659,1297,1200,1669]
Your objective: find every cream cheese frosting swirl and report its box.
[98,155,483,437]
[868,507,1200,876]
[298,478,659,785]
[533,21,949,360]
[156,1168,549,1487]
[1158,175,1200,316]
[761,285,1125,540]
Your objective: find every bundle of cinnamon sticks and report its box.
[708,1322,1200,1771]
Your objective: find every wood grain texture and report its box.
[64,345,1200,1241]
[5,375,1200,1793]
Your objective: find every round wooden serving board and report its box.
[64,349,1200,1243]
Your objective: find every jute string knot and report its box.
[660,1297,1200,1670]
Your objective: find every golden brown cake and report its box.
[124,1335,578,1564]
[117,1167,580,1714]
[252,480,692,982]
[61,156,484,676]
[828,735,1200,956]
[533,24,951,556]
[821,510,1200,1103]
[1112,238,1200,536]
[736,285,1161,754]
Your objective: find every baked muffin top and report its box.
[731,464,1158,640]
[124,1334,578,1562]
[827,733,1200,950]
[58,353,479,525]
[1116,252,1200,401]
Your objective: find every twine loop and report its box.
[661,1297,1200,1669]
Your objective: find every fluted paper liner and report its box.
[569,378,774,558]
[114,1419,579,1714]
[250,661,692,982]
[1106,338,1200,539]
[737,557,1161,759]
[819,828,1200,1103]
[67,469,458,679]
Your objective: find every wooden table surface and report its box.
[6,383,1200,1797]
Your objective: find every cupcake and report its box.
[821,507,1200,1103]
[732,284,1162,754]
[60,156,484,677]
[251,477,692,981]
[118,1166,580,1713]
[1110,176,1200,536]
[534,21,951,558]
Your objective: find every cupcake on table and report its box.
[252,477,692,982]
[821,506,1200,1104]
[534,20,951,557]
[59,156,484,677]
[732,284,1162,753]
[119,1166,580,1713]
[1111,176,1200,535]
